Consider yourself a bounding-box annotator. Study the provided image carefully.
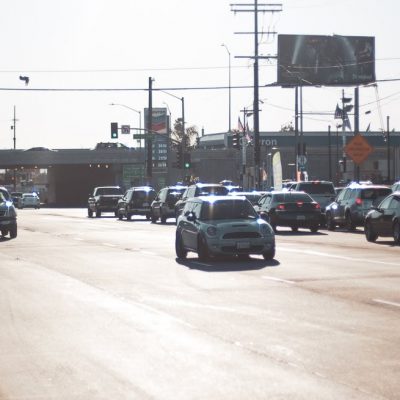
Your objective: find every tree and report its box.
[171,118,199,150]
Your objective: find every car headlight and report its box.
[206,226,217,236]
[260,222,273,235]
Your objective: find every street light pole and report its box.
[221,43,232,133]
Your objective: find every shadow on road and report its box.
[176,256,280,272]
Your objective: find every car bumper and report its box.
[0,217,17,227]
[271,213,321,227]
[206,236,275,256]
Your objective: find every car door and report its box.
[180,201,197,250]
[120,190,131,215]
[152,189,164,217]
[375,196,396,236]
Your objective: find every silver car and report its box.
[0,187,17,239]
[175,196,275,261]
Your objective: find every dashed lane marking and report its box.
[372,299,400,308]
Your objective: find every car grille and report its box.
[223,232,261,239]
[221,245,264,253]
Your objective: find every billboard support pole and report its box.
[295,86,299,180]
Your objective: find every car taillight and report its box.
[277,204,286,210]
[296,201,304,207]
[355,198,363,205]
[313,202,321,209]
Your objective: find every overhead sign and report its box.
[121,125,130,134]
[345,134,374,165]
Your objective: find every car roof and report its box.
[345,183,391,189]
[189,183,223,188]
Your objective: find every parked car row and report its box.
[0,187,18,239]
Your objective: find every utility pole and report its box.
[354,87,360,182]
[11,105,17,191]
[231,1,282,189]
[387,115,390,183]
[147,77,153,182]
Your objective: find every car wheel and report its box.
[262,247,275,260]
[151,210,158,223]
[326,212,335,231]
[126,213,132,221]
[365,221,378,242]
[9,224,17,239]
[146,214,151,220]
[291,226,298,232]
[392,221,400,244]
[345,213,355,231]
[88,209,93,218]
[118,211,123,220]
[160,211,167,224]
[175,232,187,259]
[197,235,209,261]
[310,225,319,233]
[95,210,101,218]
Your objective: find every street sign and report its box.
[133,134,146,139]
[345,133,374,165]
[297,155,307,167]
[121,125,130,134]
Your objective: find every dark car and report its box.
[174,183,229,222]
[117,186,156,221]
[364,191,400,244]
[150,185,186,223]
[0,187,17,239]
[255,191,321,233]
[325,183,392,231]
[88,186,123,217]
[175,196,275,261]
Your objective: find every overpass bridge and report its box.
[0,145,155,206]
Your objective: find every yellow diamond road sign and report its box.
[345,134,374,165]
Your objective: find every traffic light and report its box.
[232,132,240,149]
[175,146,183,169]
[111,122,118,139]
[183,152,191,169]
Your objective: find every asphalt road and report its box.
[1,208,399,400]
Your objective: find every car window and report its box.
[192,203,202,218]
[200,199,257,220]
[132,190,156,201]
[379,196,392,209]
[0,189,10,200]
[197,186,229,196]
[297,183,335,195]
[343,189,354,200]
[96,187,122,195]
[336,189,347,201]
[361,188,391,200]
[0,192,6,202]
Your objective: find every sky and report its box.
[1,0,399,150]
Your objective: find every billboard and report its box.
[277,34,375,86]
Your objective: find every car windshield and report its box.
[298,183,335,195]
[96,187,122,195]
[200,199,258,220]
[0,189,10,200]
[132,190,156,201]
[198,186,229,196]
[0,192,6,202]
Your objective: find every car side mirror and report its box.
[186,212,196,222]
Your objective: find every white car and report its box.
[18,193,41,209]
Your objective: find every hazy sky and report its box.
[1,0,399,149]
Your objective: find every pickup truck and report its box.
[87,186,123,218]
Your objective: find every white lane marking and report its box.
[262,276,295,284]
[280,246,400,267]
[102,243,117,247]
[74,238,84,241]
[145,297,237,313]
[372,299,400,308]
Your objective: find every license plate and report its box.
[237,241,250,249]
[296,215,305,220]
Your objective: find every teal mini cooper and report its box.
[175,196,275,261]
